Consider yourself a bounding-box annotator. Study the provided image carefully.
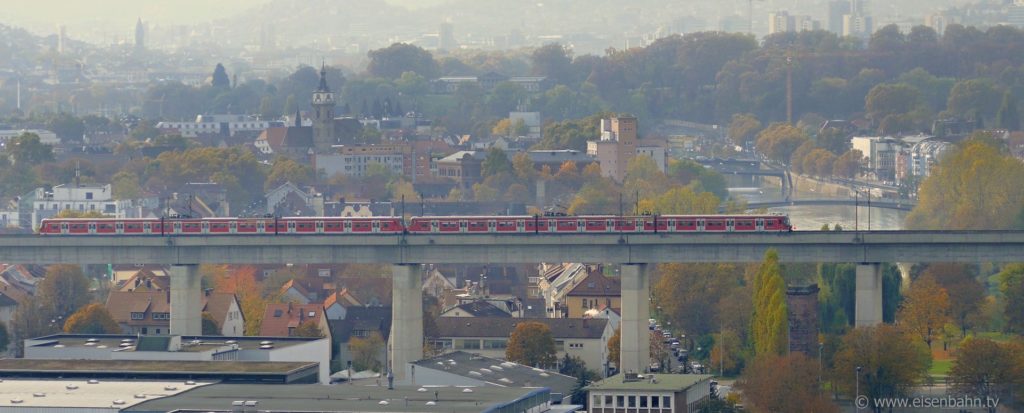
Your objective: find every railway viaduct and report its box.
[7,230,1024,379]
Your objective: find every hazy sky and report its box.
[0,0,274,32]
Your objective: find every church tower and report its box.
[311,63,336,152]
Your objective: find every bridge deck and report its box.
[7,231,1024,264]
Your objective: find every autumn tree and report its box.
[63,303,120,334]
[727,113,762,146]
[907,140,1024,229]
[506,321,557,368]
[481,147,513,177]
[752,249,788,358]
[738,353,839,413]
[12,299,60,356]
[350,331,386,372]
[709,329,743,376]
[755,123,811,165]
[921,263,984,336]
[897,275,950,349]
[37,264,91,321]
[653,263,744,337]
[512,152,537,182]
[265,157,316,191]
[607,327,621,367]
[292,319,324,338]
[949,338,1023,400]
[833,325,931,408]
[832,149,862,178]
[999,264,1024,333]
[210,265,271,335]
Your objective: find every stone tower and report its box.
[311,63,336,152]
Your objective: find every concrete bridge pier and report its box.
[620,264,651,374]
[389,264,423,380]
[169,264,202,335]
[855,263,883,326]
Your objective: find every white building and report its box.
[0,129,60,145]
[851,136,899,179]
[510,111,542,139]
[30,184,133,229]
[313,144,410,178]
[156,115,274,138]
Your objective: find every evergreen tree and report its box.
[211,63,230,88]
[751,249,788,358]
[282,94,296,117]
[996,92,1020,131]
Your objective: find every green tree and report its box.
[653,263,744,339]
[367,43,439,80]
[292,319,324,338]
[211,63,230,88]
[1000,264,1024,333]
[12,299,59,356]
[530,43,573,86]
[47,113,85,143]
[865,83,922,123]
[0,322,9,353]
[505,321,557,368]
[832,325,931,408]
[63,303,120,334]
[752,249,788,358]
[996,91,1020,131]
[832,149,862,178]
[5,133,54,165]
[349,331,386,372]
[481,147,513,177]
[112,170,142,200]
[36,264,91,321]
[946,78,1001,120]
[265,157,316,191]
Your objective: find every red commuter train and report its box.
[38,214,792,235]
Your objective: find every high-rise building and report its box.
[438,22,456,51]
[57,25,66,54]
[311,63,336,152]
[1010,4,1024,28]
[843,13,873,38]
[827,0,848,34]
[769,11,795,34]
[134,18,145,54]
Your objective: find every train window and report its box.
[317,221,324,228]
[115,222,124,230]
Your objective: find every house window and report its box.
[85,192,93,200]
[456,339,480,350]
[152,313,170,320]
[483,339,507,349]
[662,396,671,408]
[318,269,330,278]
[131,312,145,320]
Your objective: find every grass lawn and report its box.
[929,359,953,377]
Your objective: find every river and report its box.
[729,187,908,231]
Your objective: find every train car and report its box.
[40,214,790,235]
[39,216,406,235]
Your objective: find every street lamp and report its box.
[818,342,824,389]
[856,366,862,403]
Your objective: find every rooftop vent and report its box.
[426,401,437,406]
[134,394,147,399]
[498,378,513,384]
[88,380,99,384]
[260,344,274,349]
[225,340,237,344]
[54,344,65,348]
[462,388,474,393]
[164,386,177,391]
[378,400,389,405]
[417,388,428,392]
[97,345,108,349]
[490,365,504,371]
[10,398,22,404]
[85,342,96,346]
[65,384,78,390]
[185,380,197,385]
[86,338,99,343]
[260,341,273,345]
[468,371,482,377]
[120,339,134,343]
[112,400,126,405]
[539,372,550,377]
[480,368,492,374]
[32,393,45,397]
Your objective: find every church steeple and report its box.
[311,59,336,152]
[317,61,330,93]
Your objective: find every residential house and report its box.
[328,306,391,373]
[117,268,169,292]
[265,182,322,217]
[433,317,613,372]
[313,144,412,178]
[259,303,331,340]
[563,272,621,319]
[536,263,591,317]
[280,279,314,304]
[111,265,167,286]
[323,288,362,320]
[105,290,243,336]
[440,300,511,318]
[422,267,456,299]
[253,115,314,159]
[435,150,486,189]
[29,183,133,229]
[585,373,713,413]
[0,264,46,296]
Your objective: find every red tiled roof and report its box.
[259,303,326,336]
